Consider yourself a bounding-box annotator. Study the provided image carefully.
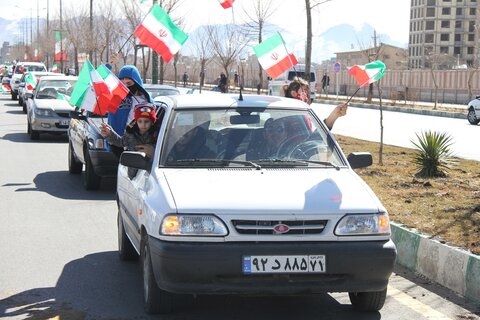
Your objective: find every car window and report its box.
[25,65,46,72]
[160,107,343,167]
[36,79,77,99]
[147,88,180,99]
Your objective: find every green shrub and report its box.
[410,130,455,177]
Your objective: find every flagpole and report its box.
[345,69,382,104]
[277,31,298,77]
[117,3,154,53]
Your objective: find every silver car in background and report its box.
[26,75,77,140]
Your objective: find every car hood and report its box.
[161,169,384,214]
[35,99,75,111]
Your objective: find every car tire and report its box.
[68,143,83,174]
[142,236,174,314]
[18,96,23,106]
[83,149,101,190]
[28,122,40,140]
[467,108,480,125]
[11,92,17,100]
[118,210,138,261]
[349,288,387,312]
[22,103,27,114]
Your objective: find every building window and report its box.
[440,46,449,54]
[441,20,450,28]
[440,33,449,41]
[468,33,475,41]
[442,7,451,15]
[469,21,475,32]
[455,34,461,41]
[427,0,435,5]
[454,47,461,55]
[425,34,434,43]
[468,47,474,54]
[426,21,435,30]
[426,8,435,16]
[470,8,476,15]
[455,20,462,29]
[456,8,463,15]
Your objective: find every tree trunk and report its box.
[304,0,312,82]
[377,83,384,166]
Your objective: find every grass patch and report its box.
[337,135,480,255]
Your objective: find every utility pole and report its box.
[151,0,158,83]
[46,0,49,69]
[59,0,63,73]
[89,0,93,64]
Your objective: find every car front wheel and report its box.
[142,236,174,314]
[83,149,101,190]
[68,143,83,174]
[467,109,480,125]
[28,121,40,140]
[11,92,17,100]
[349,288,387,312]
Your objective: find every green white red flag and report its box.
[218,0,235,9]
[24,73,37,91]
[348,60,386,88]
[69,60,111,115]
[253,33,298,80]
[96,64,129,113]
[51,63,59,73]
[134,4,188,63]
[55,31,67,61]
[1,84,10,93]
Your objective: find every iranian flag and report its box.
[96,64,129,113]
[51,63,58,73]
[1,84,10,93]
[348,60,386,87]
[24,73,37,91]
[253,33,298,80]
[69,61,111,115]
[218,0,235,9]
[134,4,188,63]
[55,31,67,61]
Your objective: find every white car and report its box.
[10,62,47,100]
[26,75,77,140]
[116,94,397,314]
[467,96,480,125]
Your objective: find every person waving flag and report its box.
[348,60,386,88]
[134,4,188,63]
[253,33,298,80]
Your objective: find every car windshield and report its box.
[146,88,179,99]
[160,108,345,168]
[35,79,77,99]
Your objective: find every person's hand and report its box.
[334,103,348,118]
[136,144,154,159]
[99,123,112,138]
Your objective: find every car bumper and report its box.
[148,237,397,295]
[31,115,70,133]
[88,149,119,177]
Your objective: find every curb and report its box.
[391,222,480,305]
[315,98,468,120]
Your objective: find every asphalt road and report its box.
[0,94,478,319]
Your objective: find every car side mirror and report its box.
[120,151,151,172]
[347,152,373,169]
[19,83,25,87]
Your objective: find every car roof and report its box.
[16,62,46,66]
[26,71,62,76]
[156,94,309,110]
[37,75,78,81]
[144,84,179,90]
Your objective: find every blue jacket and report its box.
[106,65,152,150]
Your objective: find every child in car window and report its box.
[99,103,158,159]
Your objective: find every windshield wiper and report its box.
[256,158,340,170]
[174,159,262,170]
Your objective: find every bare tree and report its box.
[120,0,142,66]
[304,0,333,82]
[187,26,214,91]
[241,0,277,94]
[63,4,89,73]
[424,47,456,109]
[357,31,384,103]
[206,24,250,92]
[96,1,124,66]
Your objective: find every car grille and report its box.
[232,219,327,235]
[56,112,70,118]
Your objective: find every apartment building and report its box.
[409,0,480,69]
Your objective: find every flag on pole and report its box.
[55,31,67,61]
[218,0,235,9]
[347,60,386,88]
[96,64,129,113]
[253,33,298,80]
[24,73,38,91]
[51,63,59,73]
[69,61,110,115]
[0,84,10,93]
[134,4,188,63]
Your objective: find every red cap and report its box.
[134,104,157,123]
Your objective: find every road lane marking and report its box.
[388,285,453,319]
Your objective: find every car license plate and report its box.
[243,255,326,274]
[59,119,70,126]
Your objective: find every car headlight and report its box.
[160,214,228,236]
[34,108,54,117]
[334,213,390,236]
